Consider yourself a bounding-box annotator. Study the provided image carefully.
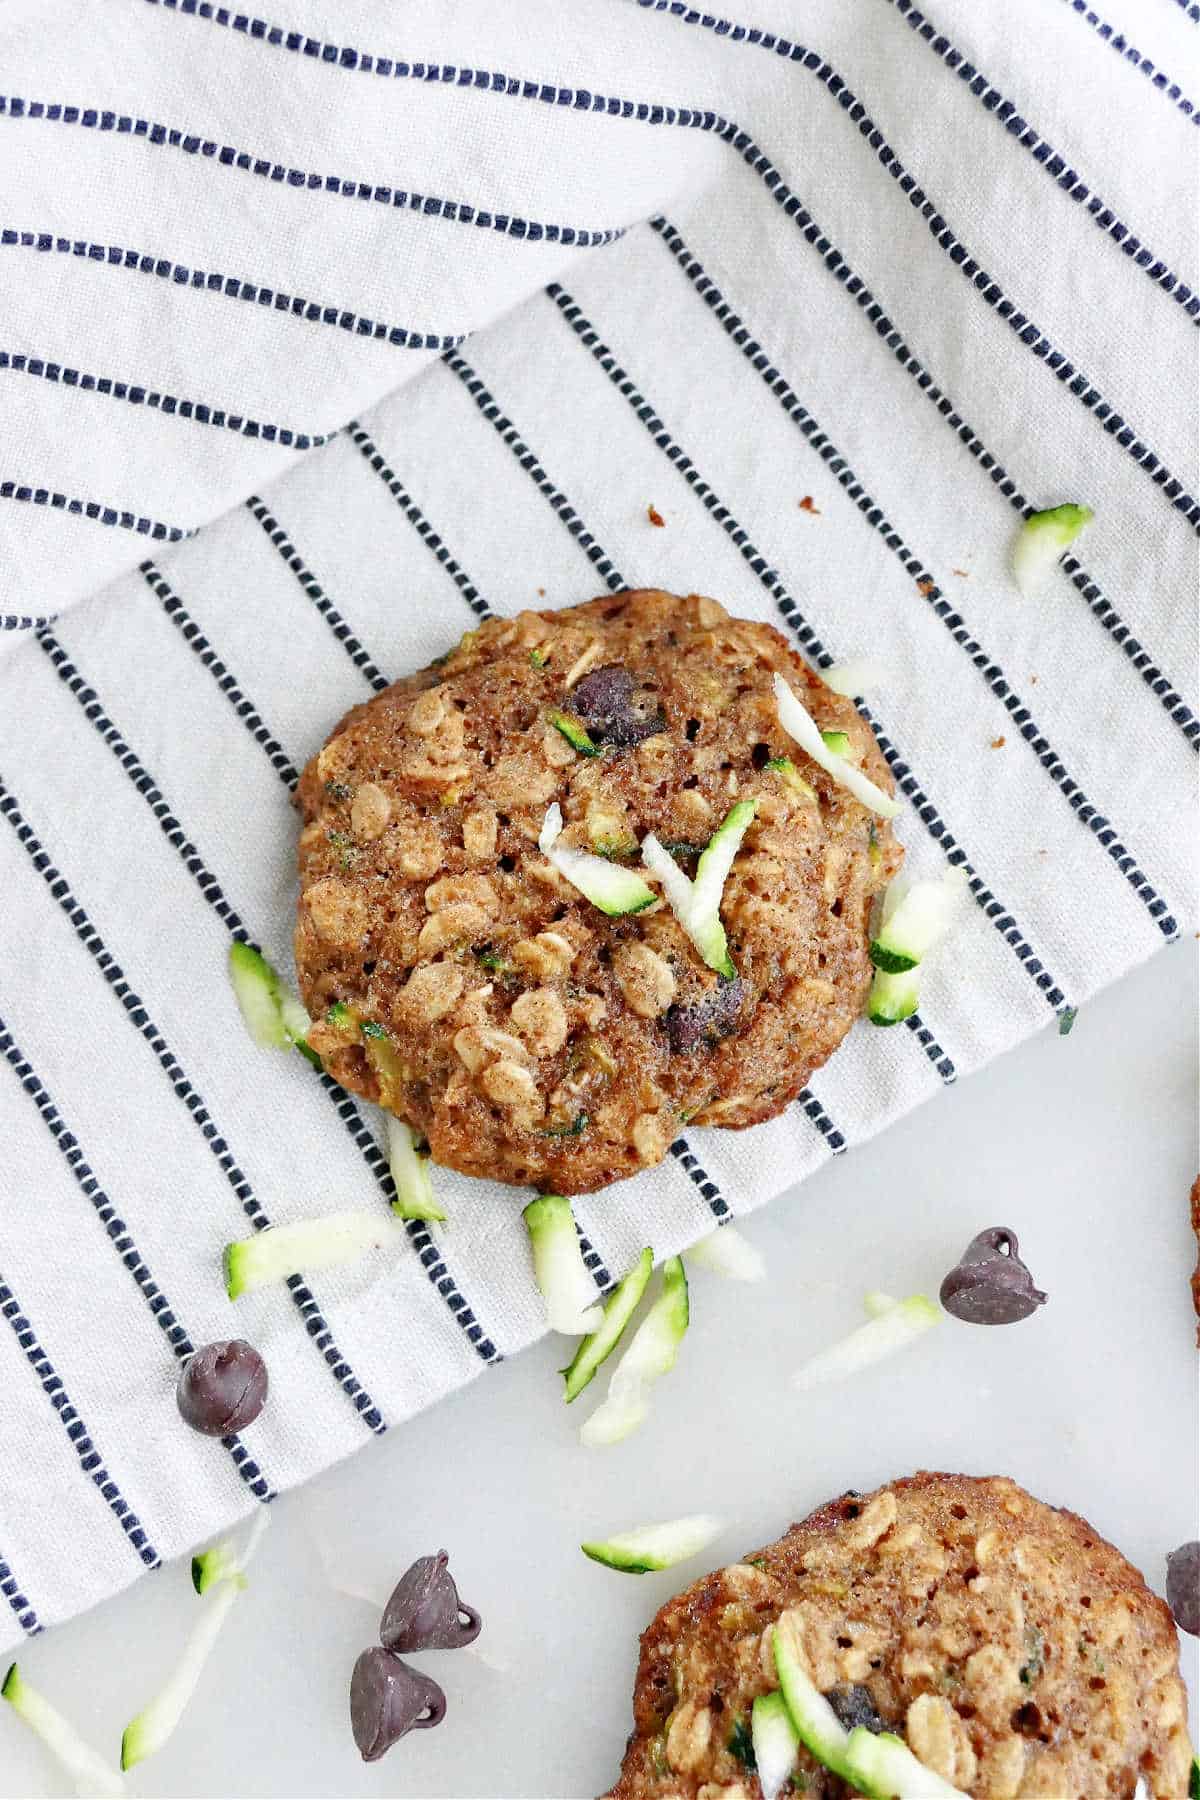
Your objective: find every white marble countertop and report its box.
[3,940,1196,1799]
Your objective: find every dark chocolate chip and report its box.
[1166,1541,1199,1636]
[349,1648,446,1762]
[666,977,747,1054]
[939,1227,1047,1325]
[570,664,662,747]
[826,1684,884,1734]
[380,1550,482,1653]
[572,663,632,720]
[176,1339,268,1436]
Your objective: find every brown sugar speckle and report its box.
[647,505,666,528]
[798,495,822,516]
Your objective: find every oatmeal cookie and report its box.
[296,590,899,1193]
[606,1471,1193,1800]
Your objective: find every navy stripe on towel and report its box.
[120,576,499,1363]
[546,278,1075,1015]
[556,262,1179,942]
[442,354,629,595]
[0,94,627,249]
[906,1013,956,1081]
[0,767,388,1430]
[0,478,191,543]
[641,0,1199,319]
[0,1553,39,1637]
[576,1228,614,1296]
[34,642,253,939]
[347,423,494,619]
[652,219,1197,747]
[0,1019,273,1502]
[0,1275,160,1567]
[670,1138,731,1220]
[886,0,1199,315]
[435,343,938,1107]
[2,615,56,632]
[656,219,1198,747]
[158,1,1198,515]
[0,351,333,450]
[245,497,390,691]
[140,561,300,785]
[1062,1,1199,119]
[1,228,465,354]
[798,1089,846,1153]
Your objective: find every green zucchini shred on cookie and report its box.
[766,756,817,802]
[727,1718,757,1769]
[548,710,601,757]
[1019,1624,1045,1686]
[544,1112,589,1138]
[641,799,757,980]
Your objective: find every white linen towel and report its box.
[0,0,1195,1648]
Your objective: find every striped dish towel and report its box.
[0,0,1194,1649]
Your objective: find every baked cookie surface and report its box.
[1190,1175,1199,1342]
[296,590,899,1194]
[606,1471,1192,1800]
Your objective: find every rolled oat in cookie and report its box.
[295,590,900,1194]
[604,1471,1193,1800]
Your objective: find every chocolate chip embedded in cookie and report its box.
[295,590,900,1194]
[605,1472,1193,1800]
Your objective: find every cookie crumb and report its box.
[917,577,936,595]
[647,505,666,528]
[952,567,970,577]
[798,495,822,515]
[536,587,546,597]
[990,736,1006,749]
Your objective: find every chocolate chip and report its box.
[570,664,662,747]
[939,1227,1047,1325]
[1166,1541,1199,1636]
[380,1550,482,1653]
[176,1340,268,1436]
[826,1684,884,1734]
[666,977,748,1054]
[349,1648,446,1762]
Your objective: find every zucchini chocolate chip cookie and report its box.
[606,1472,1194,1800]
[296,590,900,1194]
